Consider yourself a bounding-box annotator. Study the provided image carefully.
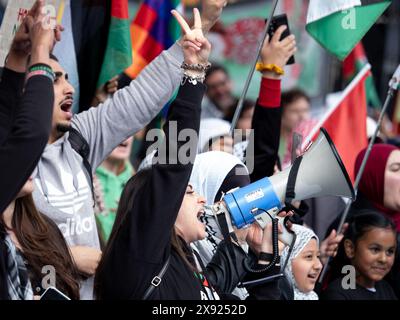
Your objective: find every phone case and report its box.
[267,14,295,65]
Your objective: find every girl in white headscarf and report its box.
[281,224,322,300]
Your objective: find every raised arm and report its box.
[96,9,211,299]
[0,0,59,212]
[248,26,297,182]
[72,1,226,170]
[0,6,40,139]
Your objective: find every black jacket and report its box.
[248,99,282,183]
[98,81,282,300]
[0,68,54,214]
[98,82,209,299]
[0,68,54,299]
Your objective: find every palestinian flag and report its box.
[97,0,132,87]
[306,0,392,60]
[303,65,371,181]
[343,42,381,108]
[124,0,182,79]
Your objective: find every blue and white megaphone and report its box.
[210,128,355,245]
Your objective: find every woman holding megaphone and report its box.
[187,25,299,299]
[94,9,291,300]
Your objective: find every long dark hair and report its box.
[94,168,197,299]
[0,195,80,299]
[328,210,396,283]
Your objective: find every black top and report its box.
[0,68,54,213]
[99,81,211,299]
[321,277,398,300]
[249,99,282,182]
[98,81,281,300]
[0,68,54,300]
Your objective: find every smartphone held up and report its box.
[266,14,296,65]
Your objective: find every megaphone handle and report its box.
[254,211,294,245]
[276,216,294,245]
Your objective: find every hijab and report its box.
[281,224,319,300]
[189,151,250,300]
[355,144,400,230]
[189,151,249,205]
[198,119,231,153]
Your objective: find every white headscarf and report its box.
[189,151,249,300]
[281,224,320,300]
[138,150,250,299]
[189,151,248,205]
[198,119,231,153]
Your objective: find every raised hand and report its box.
[171,8,211,66]
[201,0,228,33]
[28,0,63,66]
[260,25,297,79]
[92,75,119,106]
[9,17,33,60]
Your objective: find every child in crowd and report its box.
[281,224,322,300]
[322,211,397,300]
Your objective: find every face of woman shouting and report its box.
[175,185,207,243]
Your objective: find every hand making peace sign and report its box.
[171,8,211,66]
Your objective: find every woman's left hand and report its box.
[172,8,211,65]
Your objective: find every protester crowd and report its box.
[0,0,398,301]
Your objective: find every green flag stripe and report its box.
[306,2,391,60]
[97,17,132,87]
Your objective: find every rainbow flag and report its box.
[125,0,182,79]
[97,0,132,87]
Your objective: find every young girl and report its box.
[322,211,397,300]
[280,224,322,300]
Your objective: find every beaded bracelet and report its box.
[181,62,211,72]
[26,63,55,82]
[29,63,54,74]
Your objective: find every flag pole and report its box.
[319,64,400,284]
[229,0,280,135]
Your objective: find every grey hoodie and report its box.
[32,43,183,300]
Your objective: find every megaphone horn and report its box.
[221,128,355,244]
